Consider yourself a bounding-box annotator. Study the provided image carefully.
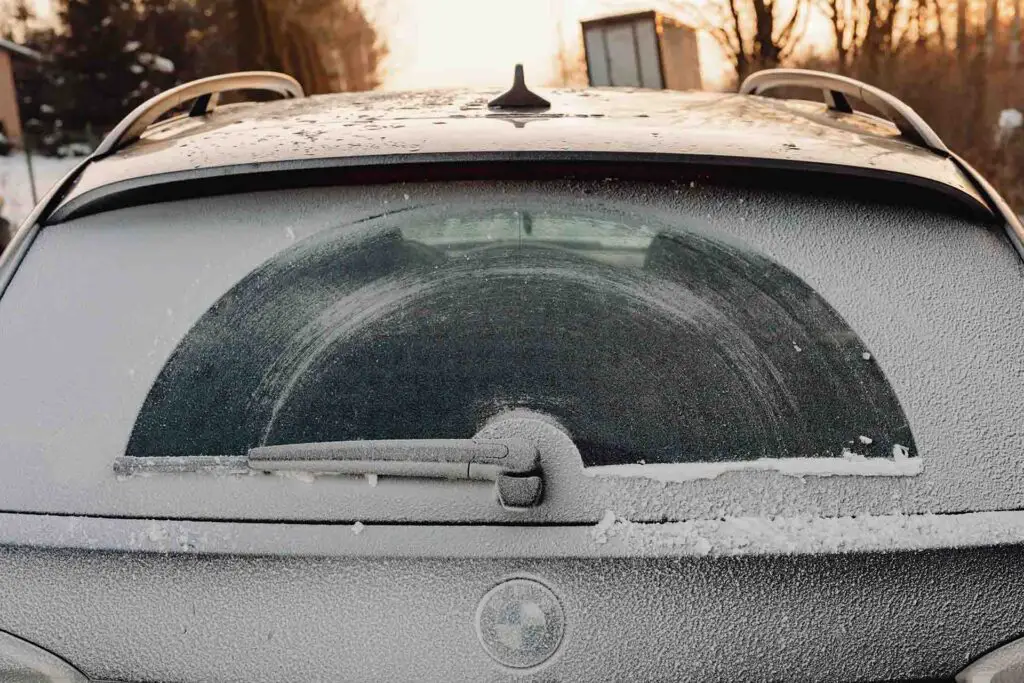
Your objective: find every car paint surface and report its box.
[51,88,989,221]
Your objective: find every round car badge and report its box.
[475,578,565,669]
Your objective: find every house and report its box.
[0,37,43,147]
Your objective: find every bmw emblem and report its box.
[475,578,565,669]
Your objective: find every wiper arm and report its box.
[247,438,543,509]
[113,438,544,510]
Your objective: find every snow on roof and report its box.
[54,87,988,224]
[0,38,42,62]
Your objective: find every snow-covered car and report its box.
[1,67,1023,682]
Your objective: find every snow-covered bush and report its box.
[997,109,1024,145]
[55,142,93,158]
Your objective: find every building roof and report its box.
[50,86,988,222]
[580,9,695,30]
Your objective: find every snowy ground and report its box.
[0,152,80,227]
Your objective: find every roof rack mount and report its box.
[93,71,304,157]
[739,68,948,154]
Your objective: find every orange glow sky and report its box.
[370,0,831,90]
[373,0,737,89]
[29,0,830,91]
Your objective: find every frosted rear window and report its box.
[121,208,915,466]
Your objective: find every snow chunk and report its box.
[365,473,378,487]
[591,509,618,544]
[861,352,872,360]
[56,142,92,158]
[858,435,873,445]
[1000,109,1024,129]
[146,521,169,543]
[123,40,141,52]
[601,512,1024,557]
[998,109,1024,144]
[176,533,196,551]
[150,55,175,73]
[136,53,175,74]
[584,454,922,483]
[839,447,865,461]
[352,521,365,535]
[591,513,713,555]
[274,470,316,484]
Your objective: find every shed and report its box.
[581,11,701,91]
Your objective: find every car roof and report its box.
[50,86,990,223]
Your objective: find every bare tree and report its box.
[956,0,969,58]
[235,0,388,94]
[817,0,865,72]
[667,0,809,84]
[0,0,33,40]
[550,17,588,86]
[984,0,997,55]
[931,0,948,48]
[1011,0,1022,66]
[861,0,902,71]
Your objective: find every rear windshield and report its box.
[118,206,915,466]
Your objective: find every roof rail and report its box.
[742,69,1024,262]
[93,71,304,157]
[739,69,948,154]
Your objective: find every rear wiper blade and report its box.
[114,439,544,510]
[248,438,543,510]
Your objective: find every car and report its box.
[0,65,1023,682]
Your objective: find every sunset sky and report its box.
[371,0,733,89]
[25,0,825,91]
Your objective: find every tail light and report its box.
[958,636,1024,683]
[0,630,87,682]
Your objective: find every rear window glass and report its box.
[123,207,915,466]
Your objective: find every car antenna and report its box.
[488,64,550,110]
